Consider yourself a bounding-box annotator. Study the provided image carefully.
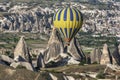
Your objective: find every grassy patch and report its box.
[41,64,105,73]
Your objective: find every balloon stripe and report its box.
[76,9,81,32]
[64,8,68,21]
[70,8,76,38]
[53,9,60,21]
[70,8,73,21]
[73,8,79,21]
[64,28,68,38]
[71,28,77,39]
[69,28,72,38]
[53,14,56,21]
[77,9,83,22]
[59,28,65,37]
[67,8,70,38]
[58,9,63,21]
[62,27,67,38]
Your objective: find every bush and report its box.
[96,71,105,79]
[92,61,98,64]
[79,60,86,66]
[32,54,37,60]
[5,51,14,58]
[45,61,56,67]
[16,65,26,69]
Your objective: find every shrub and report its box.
[96,71,105,79]
[92,61,98,64]
[79,60,86,66]
[16,65,26,69]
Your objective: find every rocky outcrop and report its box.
[118,44,120,55]
[14,36,32,64]
[112,46,120,65]
[100,44,112,65]
[37,53,45,69]
[49,73,58,80]
[41,29,85,66]
[64,76,75,80]
[0,60,6,65]
[68,38,86,61]
[14,55,26,62]
[90,48,96,63]
[1,6,53,33]
[43,28,64,64]
[67,58,80,65]
[90,48,102,64]
[0,55,14,64]
[10,62,35,71]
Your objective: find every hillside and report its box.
[0,64,107,80]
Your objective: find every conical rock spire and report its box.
[14,36,32,63]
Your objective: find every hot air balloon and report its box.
[53,6,83,45]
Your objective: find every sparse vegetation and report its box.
[92,62,98,64]
[0,33,48,49]
[4,51,14,58]
[79,60,86,65]
[16,65,26,69]
[96,71,105,79]
[77,31,117,48]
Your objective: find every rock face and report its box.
[10,62,34,71]
[0,55,14,64]
[43,28,64,63]
[14,36,32,64]
[90,48,102,64]
[68,38,86,61]
[14,55,26,62]
[37,53,45,68]
[100,44,112,65]
[41,29,85,66]
[0,60,6,65]
[118,44,120,55]
[67,58,80,65]
[64,76,75,80]
[49,73,58,80]
[112,46,120,65]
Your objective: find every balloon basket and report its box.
[64,38,71,46]
[65,42,70,46]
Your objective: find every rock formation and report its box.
[112,45,120,65]
[0,60,6,65]
[68,38,86,61]
[41,28,86,67]
[118,44,120,55]
[10,62,35,71]
[0,55,14,65]
[100,44,112,65]
[49,73,58,80]
[43,28,64,64]
[14,55,26,62]
[14,36,32,64]
[37,53,45,69]
[90,48,102,64]
[90,48,96,63]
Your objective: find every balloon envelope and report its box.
[53,7,83,43]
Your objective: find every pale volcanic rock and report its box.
[112,45,120,65]
[14,36,32,64]
[68,38,86,61]
[90,48,102,64]
[43,28,64,63]
[100,44,112,65]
